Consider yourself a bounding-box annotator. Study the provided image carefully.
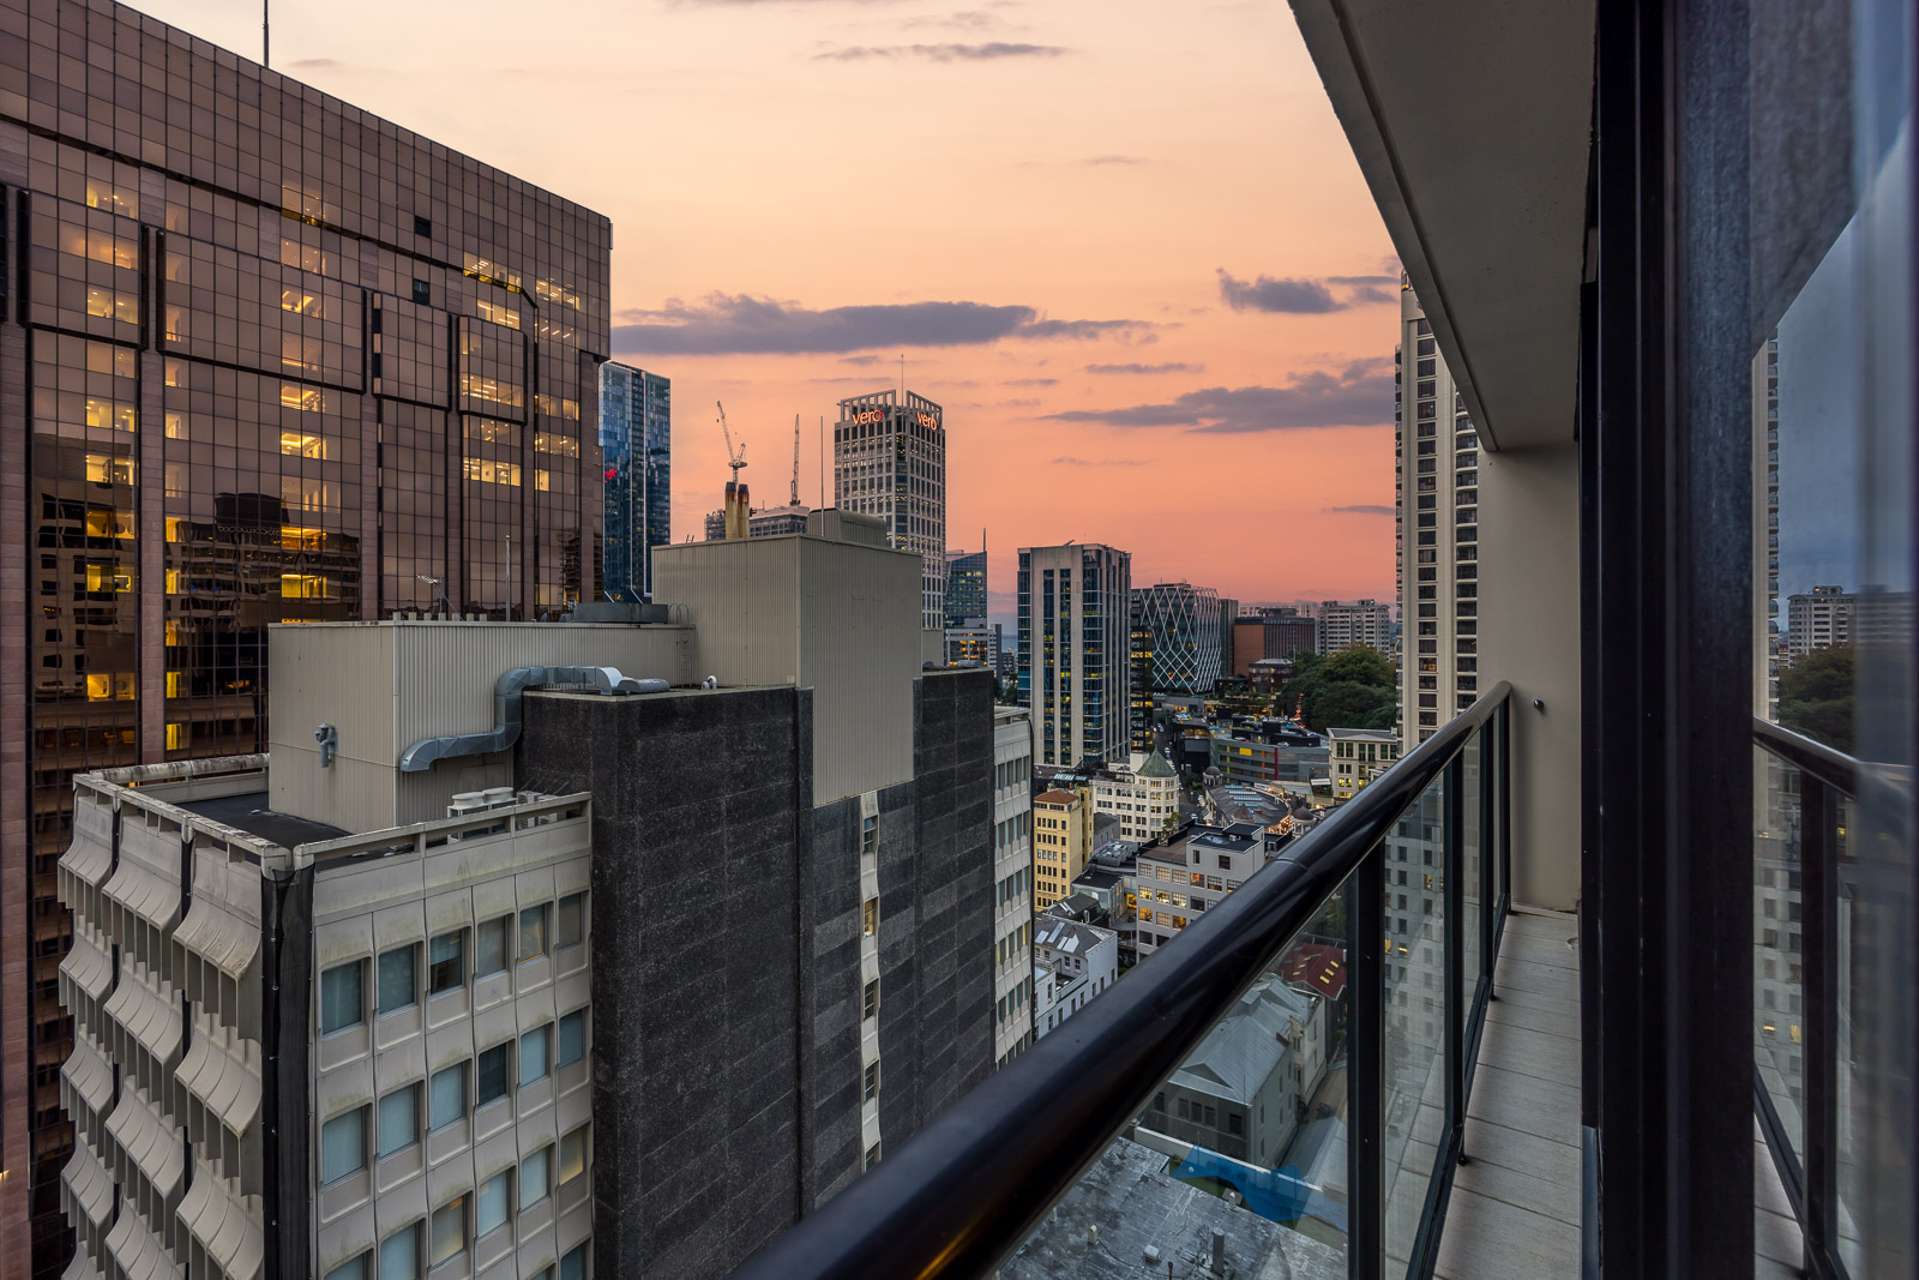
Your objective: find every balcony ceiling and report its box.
[1290,0,1595,451]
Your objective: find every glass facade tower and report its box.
[600,362,671,602]
[0,5,611,1272]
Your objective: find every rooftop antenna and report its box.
[262,0,269,67]
[791,413,801,507]
[898,353,906,402]
[818,415,825,508]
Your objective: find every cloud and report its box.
[614,293,1150,355]
[1046,357,1392,433]
[288,57,344,70]
[1086,361,1204,375]
[1216,268,1398,314]
[1006,377,1058,386]
[1051,455,1147,466]
[904,9,997,29]
[1085,154,1146,166]
[814,41,1068,61]
[1325,504,1395,516]
[838,354,887,366]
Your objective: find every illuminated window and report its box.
[282,573,333,600]
[281,526,326,551]
[280,238,331,275]
[280,431,328,459]
[84,179,137,217]
[164,671,182,698]
[84,509,132,539]
[280,288,323,317]
[84,454,134,485]
[534,432,580,458]
[163,412,186,439]
[165,569,182,594]
[476,299,521,330]
[165,723,185,751]
[533,470,551,493]
[281,383,327,412]
[462,458,521,487]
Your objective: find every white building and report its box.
[1328,727,1401,801]
[993,707,1037,1066]
[1314,599,1394,654]
[1131,822,1267,960]
[1091,751,1181,844]
[834,389,947,630]
[1032,915,1119,1038]
[1018,543,1134,769]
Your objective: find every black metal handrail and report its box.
[1750,715,1864,1280]
[733,682,1514,1280]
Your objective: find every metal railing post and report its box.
[1445,754,1466,1164]
[1801,775,1840,1277]
[1350,847,1385,1280]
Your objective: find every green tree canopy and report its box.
[1281,645,1397,733]
[1778,645,1854,754]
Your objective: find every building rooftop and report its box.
[1136,749,1177,780]
[1326,726,1399,743]
[1034,916,1116,956]
[179,792,350,847]
[1034,788,1083,806]
[998,1136,1342,1280]
[1169,977,1317,1105]
[1074,866,1125,893]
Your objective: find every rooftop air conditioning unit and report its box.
[447,791,493,817]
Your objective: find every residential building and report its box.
[1128,619,1156,754]
[945,621,1000,670]
[1017,544,1133,768]
[1315,599,1393,654]
[1091,750,1181,843]
[701,502,811,541]
[599,362,670,603]
[993,708,1036,1065]
[1133,582,1228,693]
[1328,726,1401,800]
[1032,787,1094,910]
[945,545,988,625]
[1131,822,1267,960]
[2,5,612,1265]
[833,390,946,630]
[52,515,1001,1280]
[1786,584,1852,656]
[1031,916,1119,1038]
[1394,284,1482,748]
[1233,608,1319,676]
[1140,976,1325,1167]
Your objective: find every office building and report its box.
[945,622,1000,670]
[992,708,1036,1066]
[1132,582,1228,694]
[1328,727,1401,800]
[1017,543,1132,769]
[599,362,670,603]
[702,503,811,541]
[945,545,987,626]
[1128,620,1156,754]
[1090,750,1180,844]
[1,5,612,1266]
[833,390,946,630]
[52,512,1000,1280]
[1233,608,1319,677]
[1132,822,1267,960]
[1032,786,1094,910]
[1315,598,1394,654]
[1394,285,1481,747]
[1031,916,1118,1038]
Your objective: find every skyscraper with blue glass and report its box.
[600,362,672,602]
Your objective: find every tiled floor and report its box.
[1429,906,1806,1279]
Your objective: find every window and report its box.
[560,1243,589,1280]
[413,214,432,237]
[521,1025,550,1085]
[320,961,363,1034]
[557,1010,587,1067]
[862,898,879,937]
[378,945,417,1015]
[476,1043,511,1107]
[862,980,880,1021]
[476,1169,512,1239]
[864,1141,882,1170]
[518,904,549,961]
[476,916,510,976]
[379,1222,420,1280]
[323,1254,368,1280]
[430,1194,466,1266]
[428,931,465,994]
[411,279,430,306]
[863,1060,881,1102]
[321,1107,367,1184]
[558,1124,588,1186]
[556,893,585,948]
[377,1084,419,1158]
[520,1146,551,1210]
[430,1062,467,1130]
[1228,1113,1244,1136]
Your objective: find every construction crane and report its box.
[716,401,751,540]
[790,414,802,507]
[716,400,747,479]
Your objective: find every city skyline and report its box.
[133,0,1401,607]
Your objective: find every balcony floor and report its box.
[1431,907,1805,1279]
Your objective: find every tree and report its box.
[1281,645,1397,733]
[1778,645,1854,754]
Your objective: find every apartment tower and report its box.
[1017,544,1133,769]
[0,5,611,1271]
[1395,287,1481,748]
[833,389,946,630]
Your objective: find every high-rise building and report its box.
[1394,286,1480,747]
[702,503,811,541]
[600,362,670,603]
[946,545,988,625]
[992,708,1036,1065]
[833,390,946,630]
[54,513,1001,1280]
[1017,544,1133,769]
[1132,582,1227,693]
[1129,620,1156,754]
[0,6,610,1266]
[1032,786,1095,909]
[1315,599,1394,655]
[1232,608,1319,677]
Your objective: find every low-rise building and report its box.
[1032,916,1120,1038]
[1132,822,1267,960]
[1033,786,1094,910]
[993,708,1037,1065]
[1090,750,1181,843]
[1328,727,1401,800]
[702,502,813,540]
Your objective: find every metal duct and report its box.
[398,665,668,773]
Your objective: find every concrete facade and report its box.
[1032,787,1093,909]
[991,709,1035,1066]
[1328,726,1401,801]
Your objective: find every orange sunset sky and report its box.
[145,0,1400,612]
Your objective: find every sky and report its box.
[143,0,1400,614]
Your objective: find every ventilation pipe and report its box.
[398,665,667,773]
